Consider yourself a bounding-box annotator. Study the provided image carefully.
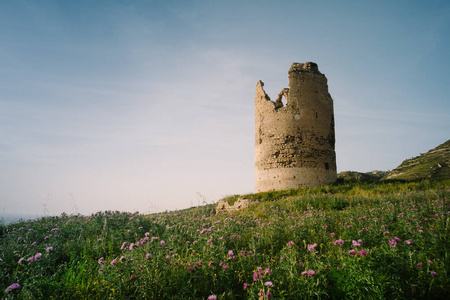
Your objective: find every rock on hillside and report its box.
[383,139,450,181]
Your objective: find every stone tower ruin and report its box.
[255,62,337,192]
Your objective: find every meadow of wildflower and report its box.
[0,181,449,299]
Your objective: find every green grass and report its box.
[1,181,449,299]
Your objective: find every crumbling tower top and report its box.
[288,62,321,74]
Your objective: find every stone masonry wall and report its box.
[255,62,337,192]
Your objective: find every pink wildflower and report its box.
[160,240,166,247]
[264,281,273,287]
[287,241,294,247]
[389,238,397,247]
[334,239,344,245]
[301,269,315,276]
[207,296,217,300]
[243,283,248,289]
[110,259,117,265]
[253,272,258,281]
[352,239,362,247]
[430,271,437,276]
[348,250,357,255]
[405,239,412,245]
[307,243,317,252]
[98,257,104,264]
[359,250,367,257]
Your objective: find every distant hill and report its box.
[337,170,389,183]
[383,139,450,181]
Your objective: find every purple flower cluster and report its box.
[5,283,20,293]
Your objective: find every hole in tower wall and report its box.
[315,112,318,119]
[325,163,330,170]
[274,89,288,109]
[281,95,287,107]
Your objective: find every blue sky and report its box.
[1,0,449,216]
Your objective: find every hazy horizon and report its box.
[1,1,449,216]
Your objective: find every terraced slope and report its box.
[383,139,450,181]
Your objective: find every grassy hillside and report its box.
[384,139,450,182]
[1,181,449,299]
[221,180,448,206]
[337,170,389,183]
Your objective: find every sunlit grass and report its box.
[1,181,449,299]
